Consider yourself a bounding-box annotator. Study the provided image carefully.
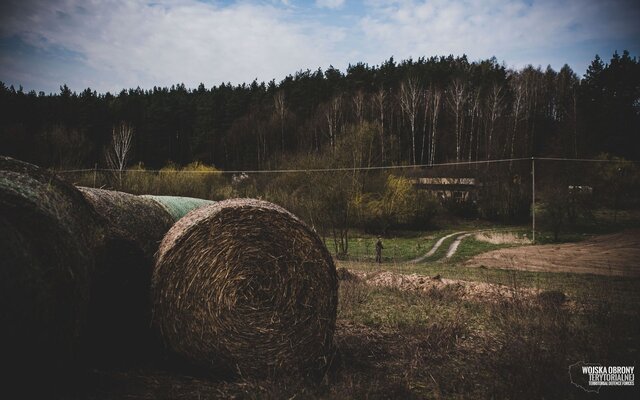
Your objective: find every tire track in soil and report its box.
[445,232,475,258]
[410,231,467,263]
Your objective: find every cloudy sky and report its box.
[1,0,638,94]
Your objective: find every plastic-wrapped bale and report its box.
[77,187,175,361]
[151,198,338,378]
[0,157,102,392]
[142,195,215,222]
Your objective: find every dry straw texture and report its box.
[77,187,175,361]
[142,194,215,222]
[79,187,174,259]
[152,198,338,378]
[0,157,101,391]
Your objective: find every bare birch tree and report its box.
[429,88,442,165]
[352,90,365,125]
[507,75,526,159]
[420,87,431,164]
[485,83,504,159]
[273,91,287,152]
[522,67,542,156]
[373,87,387,164]
[468,89,481,162]
[105,122,134,185]
[400,77,421,164]
[447,78,467,161]
[324,94,342,150]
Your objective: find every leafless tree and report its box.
[420,87,431,164]
[429,88,442,165]
[485,83,504,159]
[324,94,342,150]
[399,77,421,164]
[522,67,542,156]
[105,122,134,185]
[507,75,526,159]
[447,78,467,161]
[352,90,365,125]
[373,87,387,164]
[467,89,481,162]
[273,91,287,152]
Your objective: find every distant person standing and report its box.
[375,237,384,263]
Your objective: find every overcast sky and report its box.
[1,0,638,94]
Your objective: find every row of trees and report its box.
[1,51,638,171]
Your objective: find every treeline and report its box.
[1,51,638,170]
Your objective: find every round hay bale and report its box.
[77,187,175,362]
[0,157,101,392]
[142,195,215,222]
[78,187,174,260]
[151,198,338,378]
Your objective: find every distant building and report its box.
[412,177,479,202]
[568,185,593,195]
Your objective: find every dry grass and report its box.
[350,269,544,304]
[151,199,338,378]
[475,231,532,245]
[78,187,174,259]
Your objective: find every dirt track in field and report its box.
[465,230,640,277]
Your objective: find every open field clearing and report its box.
[466,229,640,277]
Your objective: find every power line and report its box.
[54,156,637,175]
[534,157,638,163]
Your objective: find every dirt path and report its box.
[445,232,474,258]
[409,231,467,263]
[466,230,640,277]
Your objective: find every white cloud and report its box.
[0,0,346,92]
[357,0,640,71]
[315,0,345,10]
[1,0,638,92]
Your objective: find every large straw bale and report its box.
[151,198,338,377]
[142,194,215,221]
[77,187,175,361]
[0,157,101,392]
[79,188,174,259]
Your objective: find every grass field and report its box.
[83,210,640,399]
[347,229,528,264]
[88,258,639,399]
[347,208,640,264]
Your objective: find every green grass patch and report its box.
[346,232,440,262]
[444,236,520,263]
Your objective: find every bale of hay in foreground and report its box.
[0,157,102,392]
[77,187,175,361]
[152,199,338,377]
[142,195,215,222]
[79,188,175,260]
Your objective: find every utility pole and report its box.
[531,157,536,243]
